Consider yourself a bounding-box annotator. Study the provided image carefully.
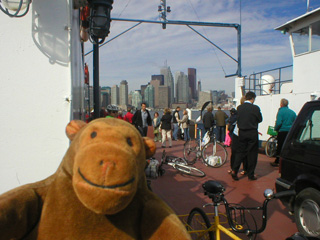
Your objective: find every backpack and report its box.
[145,158,159,179]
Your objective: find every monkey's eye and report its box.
[91,131,97,138]
[127,137,133,147]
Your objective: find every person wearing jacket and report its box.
[178,110,190,141]
[231,91,262,181]
[160,108,173,148]
[214,106,228,143]
[270,98,296,167]
[132,103,152,137]
[203,106,215,135]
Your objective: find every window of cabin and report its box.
[292,20,320,55]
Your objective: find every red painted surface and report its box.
[148,136,297,240]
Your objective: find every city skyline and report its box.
[84,1,320,96]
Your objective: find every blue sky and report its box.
[84,0,320,95]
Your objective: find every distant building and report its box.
[197,80,201,100]
[197,91,212,109]
[158,86,169,109]
[119,80,128,109]
[140,84,148,102]
[160,66,174,105]
[131,91,142,109]
[152,74,164,85]
[175,71,189,103]
[188,68,196,100]
[111,85,119,105]
[150,79,161,108]
[144,84,154,108]
[101,86,111,108]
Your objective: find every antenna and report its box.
[158,0,171,29]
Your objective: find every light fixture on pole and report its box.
[0,0,31,17]
[87,0,113,119]
[88,0,113,44]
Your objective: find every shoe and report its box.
[270,162,279,167]
[240,170,247,176]
[227,169,232,174]
[248,176,257,181]
[161,146,166,148]
[231,172,239,181]
[169,146,172,148]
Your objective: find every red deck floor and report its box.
[149,138,297,240]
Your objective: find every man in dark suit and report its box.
[231,91,262,181]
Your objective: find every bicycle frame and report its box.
[186,180,296,240]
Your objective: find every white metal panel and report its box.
[0,0,75,194]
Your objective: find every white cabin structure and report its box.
[235,8,320,141]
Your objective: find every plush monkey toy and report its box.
[0,118,191,240]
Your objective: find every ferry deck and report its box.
[147,129,297,240]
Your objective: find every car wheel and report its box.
[294,188,320,238]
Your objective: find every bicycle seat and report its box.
[202,181,225,194]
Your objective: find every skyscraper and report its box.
[131,91,142,109]
[101,86,111,108]
[140,84,148,102]
[188,68,196,100]
[158,86,169,109]
[144,84,154,108]
[160,66,174,106]
[175,71,189,103]
[151,74,164,85]
[150,79,161,108]
[119,80,128,109]
[111,85,119,105]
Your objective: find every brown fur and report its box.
[0,118,190,240]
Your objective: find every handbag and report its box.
[153,128,159,134]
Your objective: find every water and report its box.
[147,110,231,120]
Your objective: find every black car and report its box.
[276,100,320,238]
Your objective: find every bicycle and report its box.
[184,127,228,168]
[265,126,278,158]
[159,150,206,178]
[184,180,296,240]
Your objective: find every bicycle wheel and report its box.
[265,136,277,157]
[202,141,228,168]
[174,163,206,177]
[187,207,214,240]
[184,140,199,165]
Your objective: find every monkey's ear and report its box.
[142,137,156,159]
[66,120,87,140]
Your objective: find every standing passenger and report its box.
[203,106,215,135]
[123,107,134,123]
[231,92,262,181]
[214,106,228,143]
[270,98,296,167]
[160,108,173,148]
[132,103,152,137]
[153,112,161,142]
[172,106,181,141]
[178,110,190,141]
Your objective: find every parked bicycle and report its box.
[184,180,295,240]
[265,126,278,158]
[184,126,228,167]
[159,150,206,178]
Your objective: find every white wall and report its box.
[0,0,77,194]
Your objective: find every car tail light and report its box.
[279,157,283,177]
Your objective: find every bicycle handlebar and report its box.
[223,189,296,235]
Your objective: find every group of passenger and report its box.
[227,91,296,181]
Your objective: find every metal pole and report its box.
[93,42,100,119]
